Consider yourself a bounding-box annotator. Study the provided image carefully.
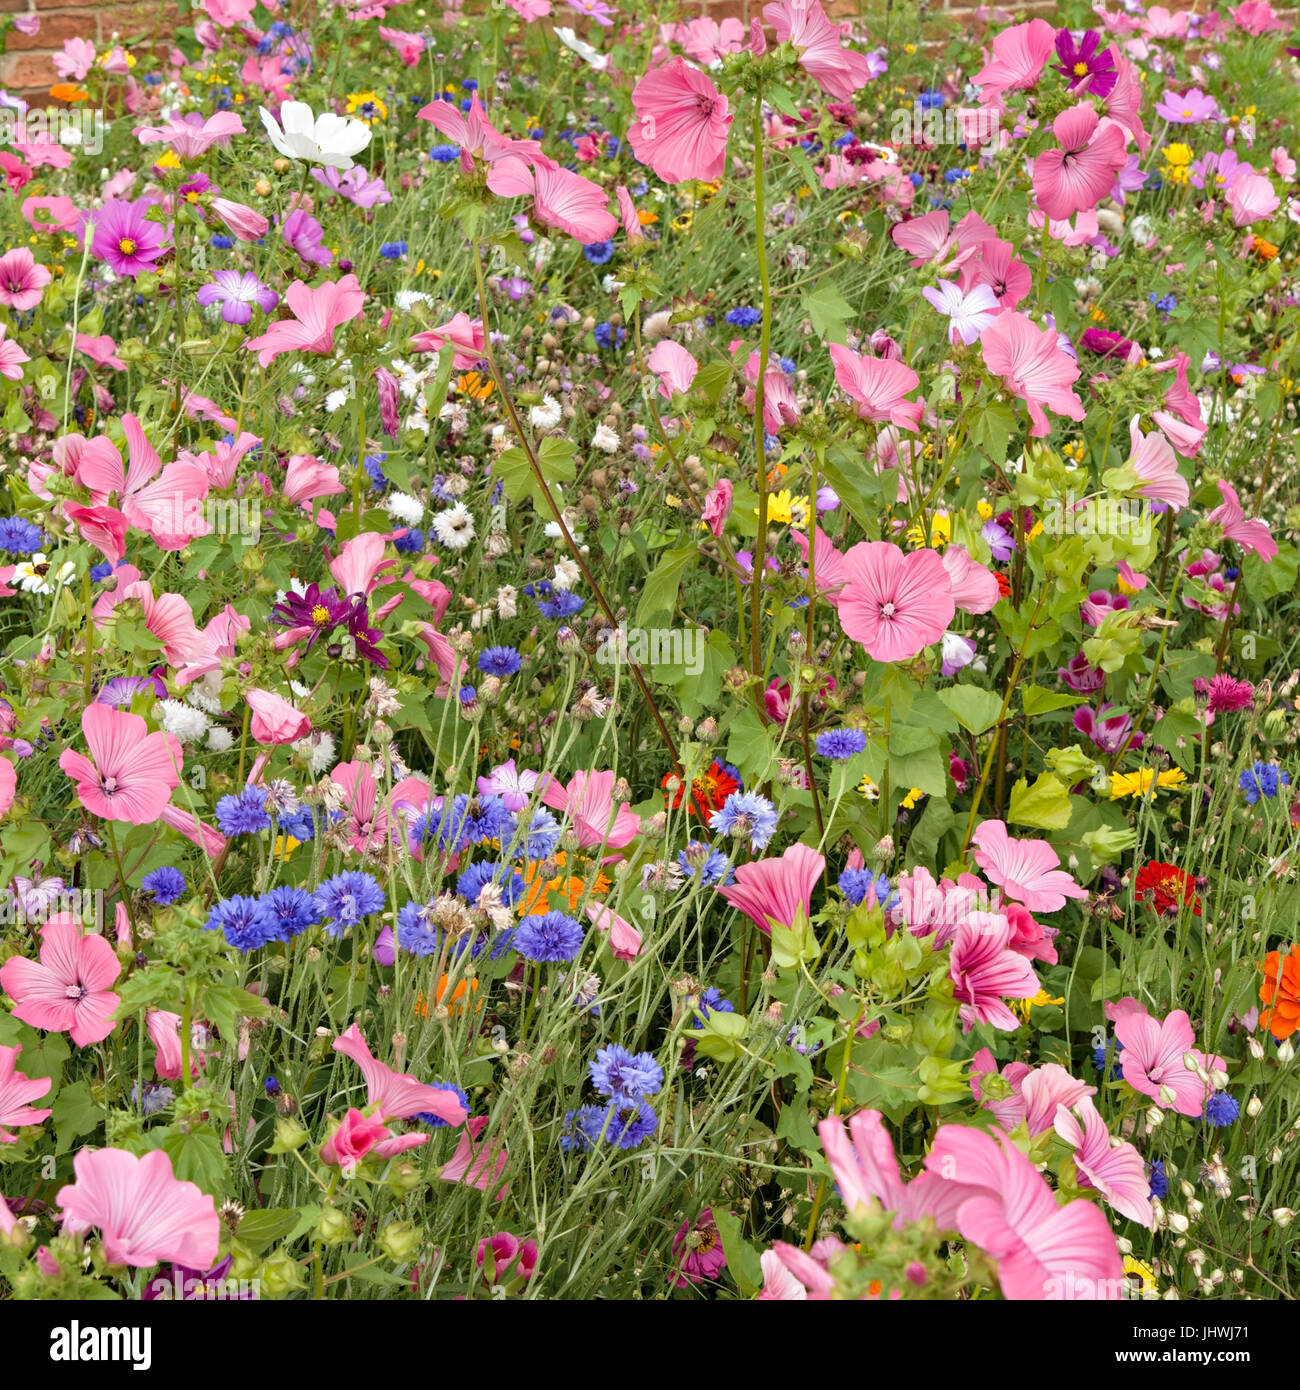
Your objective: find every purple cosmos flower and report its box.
[281,208,332,267]
[269,581,352,653]
[1188,148,1246,191]
[1052,29,1117,98]
[565,0,615,24]
[1109,154,1147,205]
[196,270,279,326]
[1155,88,1220,124]
[86,198,167,278]
[310,164,392,208]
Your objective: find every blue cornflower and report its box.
[1147,1159,1168,1199]
[429,143,461,162]
[396,900,440,956]
[215,787,272,837]
[839,867,891,908]
[943,168,970,184]
[314,872,385,935]
[590,1044,664,1102]
[583,240,615,265]
[380,241,408,259]
[1203,1092,1239,1128]
[515,911,584,963]
[1093,1036,1124,1080]
[141,867,186,905]
[457,860,525,905]
[593,322,625,350]
[908,171,924,187]
[260,886,319,941]
[209,234,234,250]
[1240,762,1289,804]
[264,1076,281,1096]
[918,90,945,108]
[363,452,389,489]
[601,1098,658,1149]
[394,527,424,553]
[278,807,317,843]
[561,1104,608,1152]
[523,580,584,619]
[695,987,734,1022]
[816,728,867,760]
[416,1082,471,1128]
[725,306,762,327]
[89,562,113,582]
[132,1083,174,1116]
[459,684,478,707]
[778,356,797,374]
[709,790,779,851]
[205,895,278,952]
[0,517,45,555]
[677,840,734,886]
[477,645,522,678]
[511,808,561,860]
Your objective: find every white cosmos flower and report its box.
[259,101,372,170]
[14,554,74,595]
[554,26,608,70]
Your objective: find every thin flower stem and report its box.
[748,98,775,685]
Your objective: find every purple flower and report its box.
[1073,702,1141,755]
[281,208,332,267]
[310,164,391,208]
[269,581,351,651]
[1109,154,1147,205]
[1155,88,1220,124]
[85,198,167,278]
[565,0,615,24]
[1081,590,1130,628]
[1052,29,1117,97]
[196,270,279,326]
[981,517,1015,561]
[1058,651,1106,694]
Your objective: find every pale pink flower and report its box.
[0,323,30,381]
[762,0,873,100]
[980,311,1085,437]
[54,36,96,80]
[76,334,126,371]
[941,544,1000,613]
[718,842,825,934]
[146,1010,198,1081]
[758,1248,809,1299]
[57,1147,219,1268]
[1123,415,1189,508]
[202,0,257,25]
[246,688,311,745]
[0,247,51,311]
[440,1115,508,1199]
[970,1050,1095,1134]
[134,112,245,159]
[409,312,486,366]
[790,526,851,607]
[0,1044,52,1141]
[329,760,427,854]
[329,530,396,598]
[647,339,699,398]
[1226,171,1280,226]
[1033,104,1128,221]
[971,18,1056,107]
[836,543,954,663]
[1271,146,1297,181]
[0,757,14,817]
[58,703,182,825]
[672,16,745,65]
[486,153,617,243]
[0,915,121,1047]
[970,819,1089,912]
[244,274,365,367]
[829,343,923,430]
[921,280,999,346]
[628,58,732,184]
[416,94,542,170]
[210,197,269,242]
[1113,1006,1214,1116]
[1207,480,1276,562]
[585,903,644,959]
[1054,1097,1153,1226]
[539,769,641,850]
[333,1023,468,1125]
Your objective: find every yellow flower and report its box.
[858,775,880,801]
[345,91,388,123]
[273,834,301,861]
[976,499,994,522]
[905,512,950,549]
[154,150,182,171]
[1109,767,1187,800]
[670,211,694,233]
[1123,1255,1158,1298]
[1162,142,1192,167]
[900,787,925,810]
[1010,988,1065,1023]
[761,489,809,529]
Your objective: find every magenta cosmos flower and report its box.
[58,701,183,824]
[196,269,279,325]
[671,1209,727,1287]
[835,542,955,663]
[628,57,733,185]
[0,915,121,1046]
[0,246,51,310]
[86,197,168,278]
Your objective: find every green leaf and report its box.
[803,280,854,345]
[232,1208,306,1255]
[161,1129,229,1196]
[496,437,577,510]
[690,361,733,407]
[1021,686,1086,715]
[713,1208,764,1298]
[52,1081,102,1155]
[937,685,1004,735]
[635,542,697,627]
[1007,772,1073,830]
[1243,541,1299,602]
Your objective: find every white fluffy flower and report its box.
[185,674,224,715]
[591,424,620,453]
[259,100,372,171]
[324,388,350,413]
[156,699,211,745]
[431,503,476,551]
[496,585,518,619]
[384,491,425,527]
[552,559,581,591]
[529,395,562,430]
[206,727,235,753]
[294,730,337,775]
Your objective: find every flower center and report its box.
[879,601,896,619]
[99,776,118,795]
[118,237,137,255]
[310,604,332,626]
[65,982,87,1001]
[1073,61,1089,76]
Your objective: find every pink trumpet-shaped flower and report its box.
[980,311,1085,438]
[329,530,395,598]
[1054,1097,1153,1226]
[147,1010,200,1081]
[58,703,182,824]
[0,915,121,1047]
[718,842,825,934]
[439,1115,508,1199]
[1123,415,1189,508]
[971,18,1056,107]
[245,688,310,745]
[415,94,542,169]
[647,339,698,398]
[628,57,732,185]
[828,343,923,430]
[283,453,344,507]
[539,769,641,850]
[134,111,245,158]
[970,819,1089,912]
[836,543,954,664]
[332,1023,468,1125]
[245,274,365,367]
[1207,480,1276,562]
[1033,104,1128,221]
[941,544,1000,613]
[585,903,644,959]
[762,0,873,100]
[949,913,1041,1031]
[485,153,617,243]
[1226,171,1280,227]
[0,1044,53,1141]
[969,1050,1095,1135]
[409,312,486,367]
[57,1147,220,1269]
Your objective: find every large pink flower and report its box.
[970,819,1089,912]
[836,543,954,663]
[718,842,825,934]
[0,916,121,1047]
[762,0,873,101]
[628,58,732,185]
[829,344,923,430]
[1207,480,1277,562]
[58,702,182,824]
[981,311,1085,438]
[0,1043,52,1141]
[409,312,485,367]
[1054,1097,1153,1226]
[1113,1006,1215,1117]
[486,154,617,243]
[971,18,1056,108]
[332,1023,467,1126]
[647,339,698,398]
[246,688,311,745]
[970,1051,1094,1135]
[57,1147,220,1269]
[539,769,641,850]
[1033,104,1128,221]
[245,274,365,367]
[1123,415,1189,509]
[949,913,1041,1031]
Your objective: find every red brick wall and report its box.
[1,0,179,96]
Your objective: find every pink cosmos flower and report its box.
[949,913,1041,1031]
[828,344,923,430]
[585,903,644,959]
[246,688,310,745]
[0,247,51,311]
[1226,171,1280,227]
[1053,1097,1153,1226]
[628,58,733,185]
[202,0,257,25]
[539,769,641,850]
[0,1044,52,1142]
[1154,88,1219,124]
[332,1023,468,1125]
[1122,415,1189,508]
[969,1050,1095,1134]
[970,819,1089,912]
[718,842,825,934]
[487,154,618,243]
[980,311,1085,438]
[671,1208,727,1287]
[409,312,486,367]
[836,543,954,663]
[1033,104,1128,221]
[1113,1006,1215,1116]
[58,703,182,825]
[0,915,121,1047]
[85,197,168,278]
[57,1147,220,1269]
[1207,480,1276,562]
[134,112,245,159]
[244,274,365,367]
[647,339,699,398]
[669,16,745,65]
[1230,0,1289,33]
[762,0,873,100]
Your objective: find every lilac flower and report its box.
[1155,88,1220,124]
[281,208,332,267]
[921,281,999,346]
[1109,154,1147,205]
[196,270,279,326]
[566,0,615,26]
[476,758,538,812]
[1188,148,1246,192]
[310,164,392,207]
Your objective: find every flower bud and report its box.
[317,1205,352,1246]
[378,1221,422,1263]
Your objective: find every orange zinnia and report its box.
[1260,944,1300,1041]
[415,975,480,1018]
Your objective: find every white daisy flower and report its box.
[431,503,476,550]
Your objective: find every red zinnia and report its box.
[662,760,739,818]
[1135,860,1201,917]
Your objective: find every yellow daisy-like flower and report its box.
[760,489,810,529]
[1122,1255,1158,1298]
[273,834,301,861]
[858,775,880,802]
[345,91,388,123]
[1162,142,1193,167]
[154,150,182,171]
[1109,767,1187,800]
[976,499,994,522]
[669,211,694,234]
[903,511,950,549]
[1010,988,1065,1024]
[900,787,925,811]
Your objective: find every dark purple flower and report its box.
[85,198,167,278]
[1058,651,1106,694]
[269,581,351,653]
[1052,29,1117,98]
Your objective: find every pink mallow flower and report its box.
[332,1023,468,1126]
[245,688,311,745]
[477,1231,538,1283]
[58,702,182,824]
[762,0,874,101]
[836,542,954,664]
[1032,103,1128,221]
[1207,480,1276,562]
[980,310,1085,438]
[647,339,699,398]
[0,915,121,1048]
[948,913,1041,1031]
[1113,1003,1222,1117]
[1054,1096,1153,1227]
[0,247,51,311]
[628,57,733,185]
[828,343,923,430]
[244,274,365,367]
[970,818,1089,912]
[585,903,644,960]
[539,769,641,850]
[719,841,825,934]
[0,1043,53,1141]
[320,1107,428,1168]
